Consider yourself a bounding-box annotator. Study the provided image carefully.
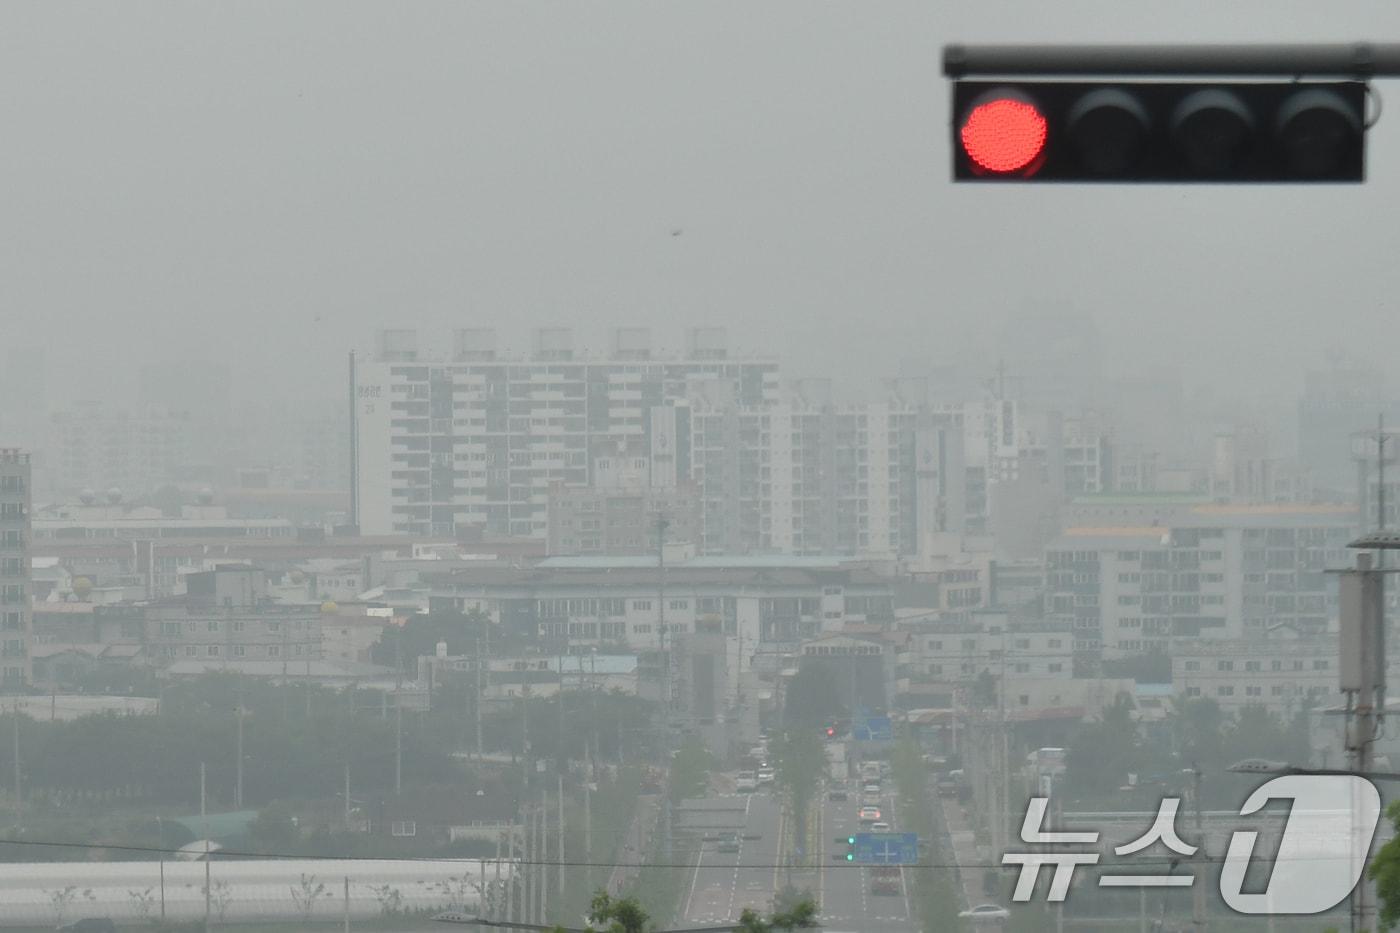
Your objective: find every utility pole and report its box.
[557,774,565,900]
[394,623,404,795]
[344,763,351,828]
[1191,762,1206,933]
[201,761,210,933]
[656,514,670,717]
[539,789,549,924]
[505,823,516,924]
[520,801,529,924]
[583,778,592,897]
[11,697,20,829]
[235,683,244,810]
[475,627,484,760]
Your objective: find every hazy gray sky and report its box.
[3,1,1400,413]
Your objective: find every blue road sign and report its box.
[853,832,918,865]
[853,716,894,742]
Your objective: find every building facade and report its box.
[93,566,323,666]
[0,450,32,687]
[686,385,966,557]
[352,327,779,538]
[1045,504,1356,661]
[49,403,193,498]
[1170,635,1360,715]
[546,481,700,557]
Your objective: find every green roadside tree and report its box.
[769,729,825,856]
[1371,801,1400,929]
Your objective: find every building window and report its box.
[1186,686,1201,697]
[632,601,652,611]
[1217,660,1233,672]
[390,820,416,837]
[1218,686,1235,697]
[1184,660,1200,672]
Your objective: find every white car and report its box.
[858,806,882,822]
[757,768,776,785]
[870,821,892,832]
[736,771,758,793]
[959,904,1011,921]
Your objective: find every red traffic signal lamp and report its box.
[952,80,1366,182]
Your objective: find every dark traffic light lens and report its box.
[1171,89,1255,175]
[959,93,1048,175]
[1276,88,1363,178]
[1066,89,1149,175]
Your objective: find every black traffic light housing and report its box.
[952,80,1366,182]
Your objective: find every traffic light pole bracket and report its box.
[942,42,1400,79]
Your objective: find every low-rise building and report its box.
[1170,630,1359,715]
[97,566,323,667]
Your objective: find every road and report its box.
[816,790,916,933]
[678,789,784,926]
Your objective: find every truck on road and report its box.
[826,741,848,782]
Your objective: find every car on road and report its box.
[958,904,1011,921]
[860,793,883,808]
[862,782,882,795]
[870,820,892,832]
[715,832,742,854]
[827,784,849,801]
[757,767,775,785]
[858,806,881,822]
[736,770,758,793]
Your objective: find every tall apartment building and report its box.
[50,403,193,497]
[352,327,779,538]
[685,379,965,556]
[1045,503,1357,661]
[0,450,32,687]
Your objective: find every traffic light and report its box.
[952,80,1366,182]
[825,726,836,738]
[846,835,857,861]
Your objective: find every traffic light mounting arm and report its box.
[943,42,1400,79]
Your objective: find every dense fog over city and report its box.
[6,3,1400,932]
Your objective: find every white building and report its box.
[352,327,778,538]
[49,403,194,497]
[686,379,966,557]
[1045,503,1357,660]
[1170,630,1362,715]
